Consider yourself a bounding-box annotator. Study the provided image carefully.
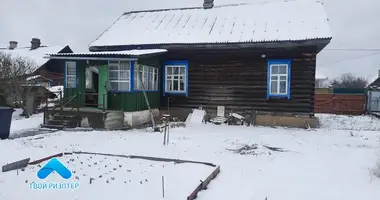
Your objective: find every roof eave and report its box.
[89,38,332,52]
[45,55,138,61]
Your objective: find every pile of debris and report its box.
[184,106,254,126]
[209,106,252,126]
[227,144,288,156]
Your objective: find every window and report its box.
[164,62,188,95]
[267,60,291,99]
[150,68,159,91]
[134,64,151,90]
[65,61,76,88]
[109,61,131,91]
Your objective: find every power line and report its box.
[324,48,380,52]
[318,52,380,66]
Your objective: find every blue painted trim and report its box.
[163,60,189,97]
[267,59,292,99]
[64,61,77,88]
[130,61,135,92]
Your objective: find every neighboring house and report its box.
[26,75,53,88]
[315,72,329,88]
[0,38,73,86]
[366,70,380,89]
[366,70,380,113]
[45,0,332,129]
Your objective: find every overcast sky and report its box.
[1,0,379,80]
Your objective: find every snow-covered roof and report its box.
[47,49,167,57]
[0,46,69,71]
[90,0,332,48]
[366,75,379,87]
[26,75,53,82]
[26,75,41,81]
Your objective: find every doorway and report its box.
[85,66,99,107]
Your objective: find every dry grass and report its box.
[372,159,380,179]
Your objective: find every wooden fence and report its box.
[314,94,366,115]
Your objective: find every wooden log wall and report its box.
[161,47,317,116]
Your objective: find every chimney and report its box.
[378,70,380,78]
[9,41,18,50]
[203,0,214,9]
[30,38,41,50]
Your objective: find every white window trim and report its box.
[65,61,76,88]
[134,64,152,91]
[151,68,158,91]
[108,61,131,92]
[165,65,187,93]
[269,64,289,95]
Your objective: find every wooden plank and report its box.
[28,153,64,165]
[201,166,220,189]
[2,158,30,172]
[187,166,221,200]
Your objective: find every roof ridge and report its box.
[122,0,314,15]
[123,6,202,15]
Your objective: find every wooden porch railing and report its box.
[42,91,107,127]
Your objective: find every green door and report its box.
[98,65,108,109]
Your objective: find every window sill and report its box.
[164,91,187,96]
[134,90,159,93]
[267,94,290,99]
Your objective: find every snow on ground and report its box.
[1,114,380,200]
[317,113,380,131]
[11,109,24,120]
[10,113,43,136]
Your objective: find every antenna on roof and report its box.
[203,0,214,9]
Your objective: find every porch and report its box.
[41,49,167,130]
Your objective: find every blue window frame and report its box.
[267,59,291,99]
[163,61,188,97]
[65,61,77,88]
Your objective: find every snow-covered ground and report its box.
[1,114,380,200]
[317,113,380,131]
[10,113,43,135]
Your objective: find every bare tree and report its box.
[0,52,37,117]
[330,73,368,88]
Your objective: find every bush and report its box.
[373,159,380,178]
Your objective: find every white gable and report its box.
[90,0,332,47]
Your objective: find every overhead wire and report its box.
[318,52,380,66]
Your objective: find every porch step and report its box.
[47,120,78,128]
[52,114,80,121]
[40,124,65,130]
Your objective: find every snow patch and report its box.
[317,114,380,131]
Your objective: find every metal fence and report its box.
[367,90,380,112]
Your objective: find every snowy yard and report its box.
[1,113,380,200]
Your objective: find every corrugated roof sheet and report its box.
[47,49,167,57]
[90,0,332,48]
[0,46,68,71]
